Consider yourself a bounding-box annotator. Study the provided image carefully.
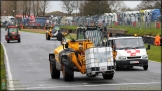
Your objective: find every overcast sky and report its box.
[46,1,141,13]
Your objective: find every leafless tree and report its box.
[78,1,111,16]
[108,1,132,13]
[32,1,36,16]
[136,0,161,10]
[39,0,49,16]
[74,1,80,16]
[61,0,76,16]
[78,1,85,16]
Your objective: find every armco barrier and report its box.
[142,36,155,45]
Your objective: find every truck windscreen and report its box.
[115,38,145,49]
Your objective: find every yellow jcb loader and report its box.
[46,25,68,40]
[48,26,117,81]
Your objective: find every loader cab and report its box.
[52,25,60,33]
[76,26,104,46]
[76,27,86,39]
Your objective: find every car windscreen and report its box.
[114,38,145,49]
[9,28,18,33]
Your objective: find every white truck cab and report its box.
[107,36,150,70]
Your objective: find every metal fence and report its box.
[58,12,161,30]
[1,12,161,29]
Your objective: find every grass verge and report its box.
[60,25,161,37]
[60,26,77,31]
[145,44,161,62]
[110,26,161,36]
[1,44,7,90]
[20,29,46,34]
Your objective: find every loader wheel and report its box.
[48,35,50,40]
[62,57,74,81]
[46,33,50,40]
[102,73,114,79]
[50,56,60,79]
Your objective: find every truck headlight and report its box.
[118,56,126,59]
[142,55,148,59]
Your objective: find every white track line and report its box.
[26,82,161,89]
[1,42,14,90]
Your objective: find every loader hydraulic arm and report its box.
[69,52,86,74]
[66,40,94,74]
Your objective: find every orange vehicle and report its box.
[5,26,21,43]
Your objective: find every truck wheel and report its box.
[62,57,74,81]
[115,64,119,71]
[102,73,114,79]
[50,56,60,79]
[143,65,148,70]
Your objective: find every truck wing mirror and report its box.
[146,44,150,50]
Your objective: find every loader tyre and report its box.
[46,33,48,40]
[50,56,60,79]
[48,34,50,40]
[62,57,74,81]
[102,73,114,79]
[46,33,50,40]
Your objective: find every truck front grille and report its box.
[127,56,141,59]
